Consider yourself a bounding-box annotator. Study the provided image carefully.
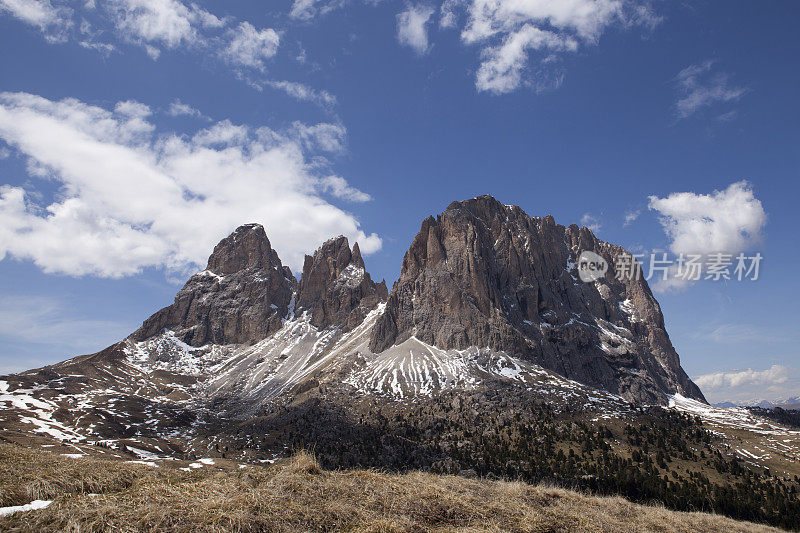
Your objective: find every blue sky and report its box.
[0,0,797,403]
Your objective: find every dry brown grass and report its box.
[0,443,782,532]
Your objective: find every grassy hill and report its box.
[0,441,784,532]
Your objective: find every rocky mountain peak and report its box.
[297,236,387,331]
[132,224,294,346]
[351,241,365,269]
[370,195,704,404]
[206,223,283,276]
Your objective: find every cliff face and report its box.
[369,196,704,404]
[296,236,388,331]
[133,223,295,346]
[128,197,703,404]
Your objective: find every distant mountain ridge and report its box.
[713,397,800,410]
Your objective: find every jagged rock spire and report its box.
[205,223,283,276]
[296,236,387,330]
[132,224,295,346]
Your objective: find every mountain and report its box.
[2,196,799,530]
[370,196,703,404]
[132,223,296,346]
[296,235,387,331]
[0,195,712,441]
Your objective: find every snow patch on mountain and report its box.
[345,337,630,410]
[669,394,800,467]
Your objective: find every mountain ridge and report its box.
[3,196,800,530]
[7,195,706,407]
[370,195,703,404]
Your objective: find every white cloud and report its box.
[674,61,747,119]
[79,38,116,55]
[695,365,789,390]
[222,22,280,70]
[1,0,287,84]
[648,181,766,256]
[0,0,72,41]
[290,0,347,21]
[264,80,337,109]
[623,209,640,226]
[319,175,371,202]
[397,4,435,55]
[166,99,206,119]
[580,212,601,233]
[695,364,800,405]
[107,0,223,51]
[0,92,380,278]
[455,0,657,94]
[439,0,463,28]
[281,0,657,94]
[289,122,347,153]
[475,24,575,94]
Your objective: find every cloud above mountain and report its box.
[0,92,380,278]
[442,0,660,94]
[0,0,334,104]
[648,181,766,257]
[694,365,799,404]
[696,365,789,390]
[1,0,662,97]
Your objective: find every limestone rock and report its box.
[296,236,388,331]
[132,224,295,346]
[369,195,705,404]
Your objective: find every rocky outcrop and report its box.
[130,199,703,404]
[132,224,295,346]
[369,195,705,404]
[296,236,387,331]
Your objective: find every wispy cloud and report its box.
[263,80,337,110]
[693,323,790,344]
[289,0,376,21]
[454,0,660,94]
[580,213,601,233]
[623,209,641,227]
[695,365,789,390]
[674,61,747,120]
[289,0,343,21]
[0,0,73,42]
[397,4,435,55]
[166,99,208,119]
[0,294,131,352]
[107,0,224,57]
[0,0,286,87]
[319,175,372,202]
[286,0,660,95]
[221,21,280,70]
